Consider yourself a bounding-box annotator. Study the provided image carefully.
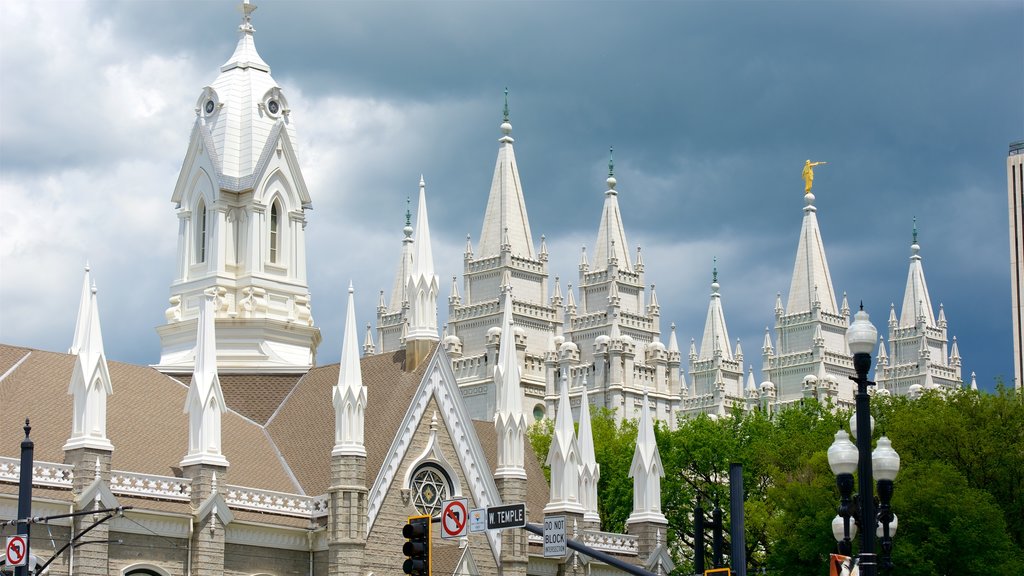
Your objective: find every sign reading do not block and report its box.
[543,515,566,558]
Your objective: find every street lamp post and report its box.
[847,305,878,576]
[826,306,900,576]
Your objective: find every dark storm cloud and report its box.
[2,0,1020,389]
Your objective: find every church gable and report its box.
[366,347,503,560]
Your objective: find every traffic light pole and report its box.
[522,523,658,576]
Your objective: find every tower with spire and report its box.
[555,149,680,425]
[762,184,855,407]
[156,0,321,374]
[682,263,747,418]
[446,90,561,420]
[875,221,963,393]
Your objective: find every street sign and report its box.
[469,508,486,533]
[486,503,526,530]
[440,498,469,539]
[6,535,27,567]
[543,515,566,558]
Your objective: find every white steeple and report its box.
[181,289,229,468]
[64,265,114,452]
[545,374,584,514]
[494,286,527,479]
[699,262,732,361]
[899,220,936,328]
[593,148,632,271]
[333,283,367,457]
[577,379,601,524]
[478,89,535,259]
[627,388,667,525]
[407,176,440,342]
[786,192,838,315]
[158,0,320,373]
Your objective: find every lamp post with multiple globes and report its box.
[827,306,901,576]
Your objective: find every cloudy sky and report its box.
[1,1,1021,390]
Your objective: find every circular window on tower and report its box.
[533,404,545,422]
[267,99,280,115]
[204,99,215,115]
[409,463,452,517]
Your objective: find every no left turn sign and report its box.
[440,498,469,539]
[6,535,27,567]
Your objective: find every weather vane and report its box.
[802,159,827,194]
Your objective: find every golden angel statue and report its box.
[802,160,827,194]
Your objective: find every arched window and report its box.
[195,200,208,263]
[269,201,281,264]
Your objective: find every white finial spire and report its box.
[494,286,526,479]
[577,378,601,524]
[334,282,367,456]
[627,388,667,525]
[363,322,376,356]
[181,289,229,467]
[407,177,440,341]
[545,373,584,514]
[699,264,732,361]
[64,265,114,452]
[970,371,977,391]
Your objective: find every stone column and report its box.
[183,464,228,576]
[495,477,528,576]
[65,448,112,576]
[328,454,367,576]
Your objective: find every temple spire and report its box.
[64,265,114,452]
[407,176,439,342]
[478,88,535,259]
[181,289,229,467]
[577,379,601,524]
[545,374,584,514]
[627,388,667,524]
[334,282,367,456]
[786,185,838,314]
[593,148,632,271]
[494,286,527,478]
[699,263,733,360]
[899,220,936,327]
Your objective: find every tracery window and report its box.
[409,463,452,517]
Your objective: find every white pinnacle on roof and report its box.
[478,89,535,259]
[577,379,601,524]
[545,374,584,514]
[181,289,229,468]
[388,198,415,313]
[407,177,440,341]
[64,265,114,452]
[668,323,680,355]
[699,264,733,361]
[786,192,838,315]
[334,282,367,457]
[494,286,527,479]
[593,148,632,271]
[627,388,667,525]
[899,223,936,328]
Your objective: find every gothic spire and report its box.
[545,373,584,514]
[334,282,367,456]
[407,176,440,341]
[64,265,114,452]
[786,186,838,315]
[593,147,632,271]
[181,289,229,467]
[495,285,527,478]
[577,380,601,524]
[478,89,536,259]
[899,221,936,328]
[388,197,415,313]
[627,388,667,524]
[699,264,733,360]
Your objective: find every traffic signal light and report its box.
[402,514,431,576]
